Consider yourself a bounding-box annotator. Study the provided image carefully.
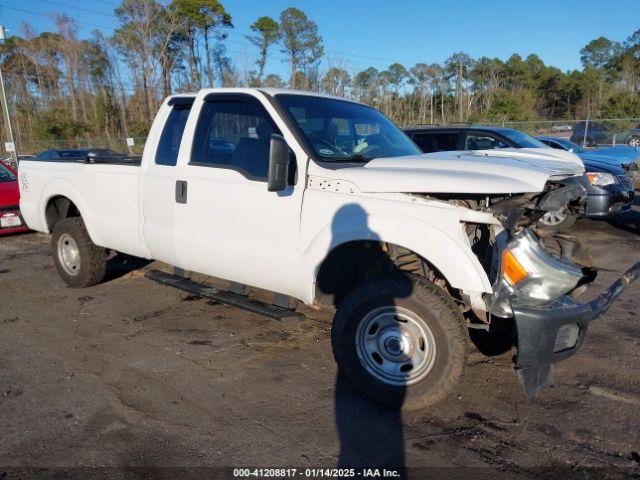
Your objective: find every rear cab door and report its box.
[142,95,195,266]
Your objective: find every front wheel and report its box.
[537,208,578,232]
[331,276,468,410]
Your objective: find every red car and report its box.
[0,162,29,235]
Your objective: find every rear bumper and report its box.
[513,260,640,397]
[0,209,29,235]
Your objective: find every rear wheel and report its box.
[537,208,577,233]
[627,136,640,148]
[52,217,107,287]
[331,276,468,410]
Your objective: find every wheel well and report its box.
[314,240,453,307]
[45,196,81,232]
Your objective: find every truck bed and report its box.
[26,155,142,166]
[19,155,147,258]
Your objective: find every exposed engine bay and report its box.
[415,176,596,323]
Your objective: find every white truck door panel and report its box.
[143,98,194,266]
[173,94,302,296]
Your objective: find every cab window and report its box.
[412,132,458,152]
[155,103,192,166]
[464,134,508,150]
[191,99,280,180]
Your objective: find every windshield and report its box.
[0,163,16,182]
[275,94,421,161]
[500,129,548,149]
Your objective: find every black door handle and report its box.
[175,180,188,204]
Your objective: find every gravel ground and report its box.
[1,206,640,479]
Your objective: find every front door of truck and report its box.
[172,93,303,296]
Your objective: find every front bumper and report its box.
[513,260,640,397]
[585,187,634,218]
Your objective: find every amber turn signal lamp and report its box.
[502,250,528,286]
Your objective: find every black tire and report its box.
[536,209,578,233]
[331,276,468,411]
[51,217,107,288]
[627,135,640,148]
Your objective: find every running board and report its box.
[145,269,304,321]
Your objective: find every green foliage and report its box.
[484,88,537,122]
[169,0,232,30]
[32,110,87,140]
[580,37,619,70]
[128,120,151,137]
[279,7,324,88]
[246,16,279,81]
[262,73,285,88]
[601,91,640,118]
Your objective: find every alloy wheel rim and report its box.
[58,233,81,276]
[355,306,437,386]
[540,208,568,226]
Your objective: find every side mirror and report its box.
[267,134,290,192]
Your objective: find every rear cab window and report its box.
[155,99,193,166]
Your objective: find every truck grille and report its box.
[618,174,634,191]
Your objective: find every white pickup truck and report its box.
[18,88,640,409]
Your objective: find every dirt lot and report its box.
[1,206,640,479]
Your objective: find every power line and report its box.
[0,4,115,31]
[29,0,426,69]
[3,1,427,72]
[41,0,114,18]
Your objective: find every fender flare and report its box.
[295,210,493,304]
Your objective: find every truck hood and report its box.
[310,148,585,194]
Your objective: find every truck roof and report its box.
[166,88,366,107]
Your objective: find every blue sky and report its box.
[0,0,638,78]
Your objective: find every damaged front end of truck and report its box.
[469,179,640,397]
[313,147,640,397]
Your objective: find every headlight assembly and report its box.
[586,172,617,186]
[489,229,585,317]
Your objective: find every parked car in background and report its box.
[0,162,29,235]
[570,120,640,147]
[404,125,635,231]
[537,136,640,186]
[1,156,15,169]
[550,124,572,133]
[35,148,125,160]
